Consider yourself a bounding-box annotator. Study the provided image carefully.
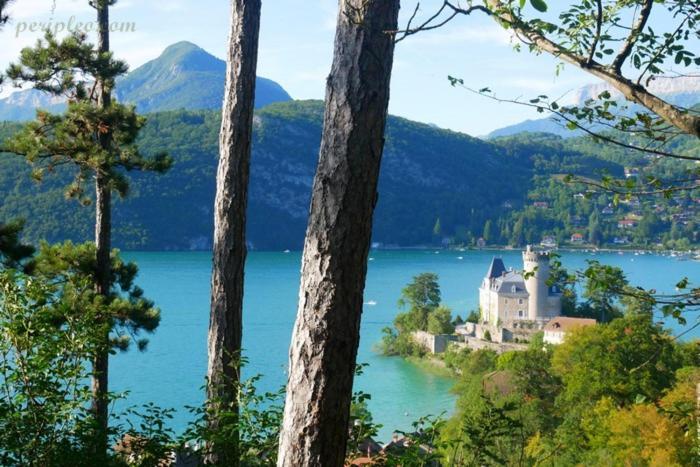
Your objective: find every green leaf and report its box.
[530,0,548,12]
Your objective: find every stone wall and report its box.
[412,331,454,354]
[454,337,527,355]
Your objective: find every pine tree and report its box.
[277,1,400,464]
[588,210,601,246]
[0,0,12,27]
[483,219,492,243]
[0,220,35,272]
[4,2,170,454]
[433,217,442,238]
[207,0,261,465]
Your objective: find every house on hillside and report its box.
[613,236,630,245]
[570,233,584,244]
[543,317,596,344]
[618,218,637,229]
[624,167,640,179]
[541,236,557,248]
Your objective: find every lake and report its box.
[113,249,699,441]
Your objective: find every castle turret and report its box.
[522,245,551,320]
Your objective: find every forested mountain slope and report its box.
[0,100,540,250]
[3,99,695,250]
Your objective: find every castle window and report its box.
[518,298,523,305]
[518,310,524,318]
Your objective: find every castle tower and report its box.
[522,245,550,320]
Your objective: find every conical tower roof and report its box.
[485,257,506,279]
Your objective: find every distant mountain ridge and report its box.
[0,41,292,120]
[488,76,700,138]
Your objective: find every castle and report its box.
[479,245,562,328]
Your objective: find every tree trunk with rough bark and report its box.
[276,1,400,465]
[207,0,261,464]
[92,1,113,457]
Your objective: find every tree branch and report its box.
[456,83,700,162]
[611,0,653,73]
[587,0,603,65]
[401,0,700,138]
[483,0,700,138]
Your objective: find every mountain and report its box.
[115,41,291,113]
[0,100,542,250]
[4,100,692,251]
[488,76,700,138]
[0,89,67,121]
[0,41,292,120]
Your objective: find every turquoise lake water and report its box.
[113,249,699,441]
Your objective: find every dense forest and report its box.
[2,100,697,251]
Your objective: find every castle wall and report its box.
[546,295,562,318]
[496,295,528,323]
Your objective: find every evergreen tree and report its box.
[0,0,11,28]
[207,0,261,464]
[4,2,170,452]
[587,209,601,246]
[511,216,525,247]
[0,220,35,272]
[482,219,492,243]
[278,1,400,463]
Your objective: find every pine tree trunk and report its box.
[92,1,112,457]
[276,1,399,465]
[207,0,261,464]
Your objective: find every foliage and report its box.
[180,372,284,466]
[4,32,171,206]
[442,309,697,465]
[552,314,681,406]
[465,310,479,324]
[447,394,524,466]
[383,274,455,357]
[0,219,35,272]
[380,326,425,358]
[0,271,104,466]
[397,272,441,315]
[347,364,382,459]
[427,305,455,335]
[34,241,160,352]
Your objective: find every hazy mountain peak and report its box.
[489,76,700,138]
[565,76,700,106]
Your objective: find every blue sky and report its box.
[0,0,686,135]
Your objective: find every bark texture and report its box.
[207,0,261,464]
[276,1,400,466]
[92,2,112,455]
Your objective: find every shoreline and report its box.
[120,246,699,255]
